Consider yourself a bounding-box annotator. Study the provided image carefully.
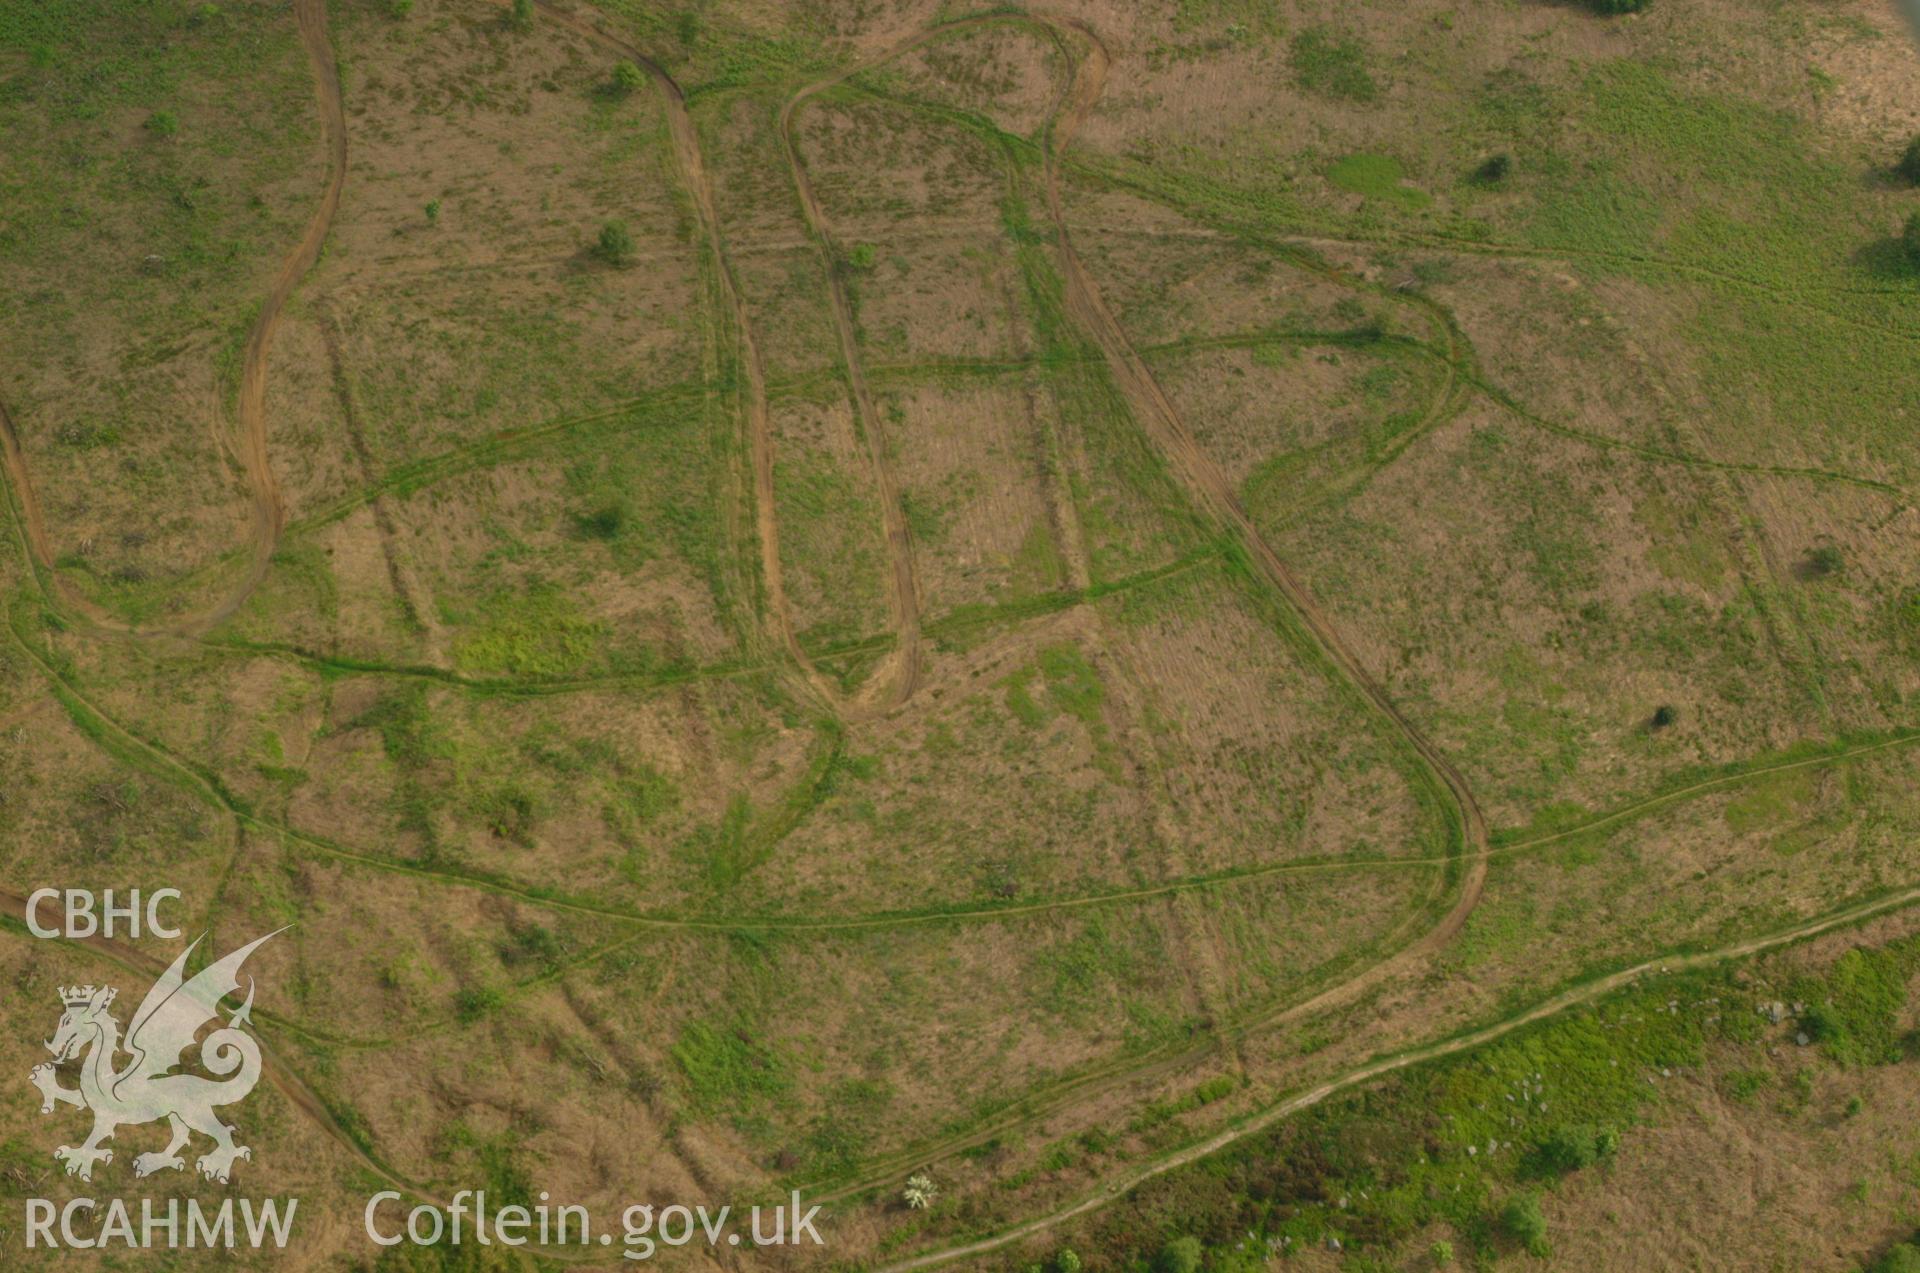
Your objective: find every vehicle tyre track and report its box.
[1030,10,1492,1011]
[523,0,850,715]
[878,881,1920,1271]
[0,0,344,638]
[777,77,926,712]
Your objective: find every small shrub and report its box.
[1591,0,1651,12]
[454,986,503,1023]
[146,110,179,138]
[1650,703,1677,730]
[1904,213,1920,271]
[1896,135,1920,185]
[1533,1123,1620,1175]
[1500,1193,1549,1257]
[1872,1241,1920,1273]
[611,60,646,95]
[1803,544,1844,579]
[1471,153,1512,186]
[1803,946,1908,1066]
[424,198,440,225]
[387,0,413,16]
[574,504,624,540]
[1430,1239,1455,1266]
[508,0,533,29]
[1053,1250,1083,1273]
[595,219,634,265]
[1153,1237,1203,1273]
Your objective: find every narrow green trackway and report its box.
[877,882,1920,1271]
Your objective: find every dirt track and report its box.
[16,4,1877,1264]
[204,0,346,635]
[0,397,51,570]
[1030,5,1492,1040]
[878,879,1920,1270]
[775,12,1491,1206]
[0,0,344,639]
[778,76,926,713]
[528,0,893,718]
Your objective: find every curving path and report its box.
[1029,9,1494,1036]
[879,880,1920,1270]
[778,76,927,712]
[0,0,345,637]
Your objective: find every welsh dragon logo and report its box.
[28,929,284,1183]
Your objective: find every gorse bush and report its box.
[595,220,634,265]
[1801,946,1910,1066]
[1871,1240,1920,1273]
[1500,1193,1549,1257]
[1591,0,1652,12]
[1472,153,1512,185]
[1533,1123,1620,1175]
[1804,544,1844,579]
[611,60,645,95]
[1897,135,1920,185]
[1153,1237,1203,1273]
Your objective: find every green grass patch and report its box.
[450,587,605,679]
[1288,28,1378,103]
[1327,153,1429,210]
[672,1018,789,1114]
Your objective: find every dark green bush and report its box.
[1153,1237,1203,1273]
[574,505,624,540]
[1803,544,1844,579]
[1500,1193,1549,1257]
[611,60,645,95]
[1897,135,1920,185]
[595,220,634,266]
[1802,946,1908,1066]
[1533,1124,1621,1175]
[1472,153,1512,185]
[1870,1241,1920,1273]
